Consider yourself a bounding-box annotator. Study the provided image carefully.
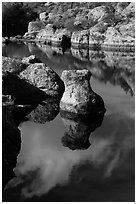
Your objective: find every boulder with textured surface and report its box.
[28,21,45,33]
[88,6,108,22]
[2,57,27,75]
[19,63,65,98]
[102,27,135,48]
[60,70,106,115]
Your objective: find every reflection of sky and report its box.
[2,43,135,201]
[4,77,135,202]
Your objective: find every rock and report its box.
[116,18,135,38]
[71,30,89,47]
[60,109,105,150]
[2,57,27,75]
[39,12,48,22]
[22,55,41,65]
[27,98,60,123]
[102,27,135,48]
[23,31,39,40]
[19,63,65,98]
[36,25,71,47]
[60,70,106,115]
[2,37,9,44]
[88,6,108,22]
[2,72,49,105]
[36,24,56,43]
[28,21,45,33]
[116,2,135,17]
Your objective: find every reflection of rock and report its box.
[2,57,27,75]
[60,110,105,150]
[3,72,49,105]
[27,99,60,123]
[60,70,106,115]
[19,63,65,98]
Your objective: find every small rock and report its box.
[22,55,41,65]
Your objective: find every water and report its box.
[2,42,135,202]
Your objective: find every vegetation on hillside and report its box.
[2,2,134,36]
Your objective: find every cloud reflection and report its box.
[5,108,134,200]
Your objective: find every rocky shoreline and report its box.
[2,2,135,51]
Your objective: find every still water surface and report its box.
[3,42,135,202]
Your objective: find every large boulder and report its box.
[88,6,108,22]
[60,70,106,115]
[28,21,45,33]
[2,57,27,75]
[116,18,135,38]
[102,27,135,48]
[19,63,65,98]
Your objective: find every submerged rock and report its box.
[60,110,105,150]
[2,57,27,75]
[27,98,60,123]
[60,70,106,115]
[19,63,65,98]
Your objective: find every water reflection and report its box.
[3,108,134,201]
[2,42,135,202]
[2,42,135,97]
[60,110,105,150]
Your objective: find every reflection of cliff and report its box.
[60,110,105,150]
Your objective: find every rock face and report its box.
[60,70,106,115]
[2,57,27,75]
[19,63,65,98]
[36,24,71,46]
[60,109,105,150]
[27,98,60,123]
[88,6,108,22]
[28,21,45,33]
[102,26,135,48]
[71,30,89,47]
